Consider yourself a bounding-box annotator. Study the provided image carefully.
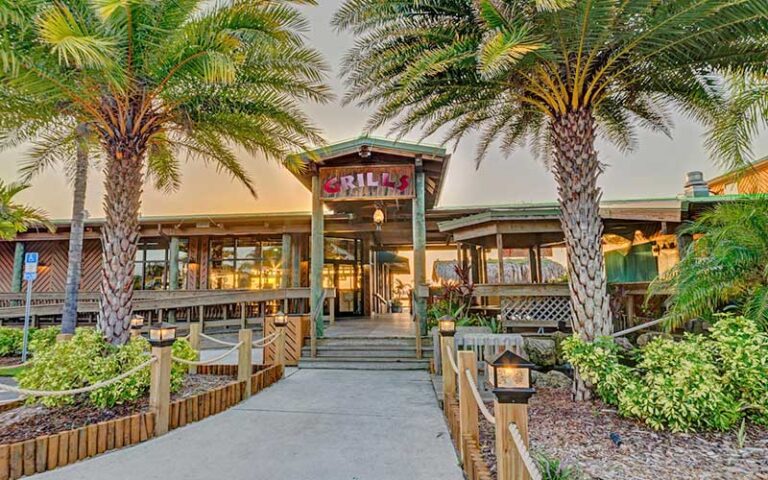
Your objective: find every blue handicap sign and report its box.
[23,252,39,281]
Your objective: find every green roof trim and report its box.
[289,135,447,162]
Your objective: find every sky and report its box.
[1,1,767,220]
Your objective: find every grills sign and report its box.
[320,165,415,201]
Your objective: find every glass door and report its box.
[324,238,363,317]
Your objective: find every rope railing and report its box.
[508,423,542,480]
[0,357,156,397]
[465,368,496,425]
[172,342,243,366]
[252,331,281,348]
[444,344,459,375]
[199,332,239,347]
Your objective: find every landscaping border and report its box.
[0,364,284,480]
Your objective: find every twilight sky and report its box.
[1,1,767,220]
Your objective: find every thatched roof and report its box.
[432,259,566,284]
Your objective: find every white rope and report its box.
[466,369,496,425]
[508,423,542,480]
[252,331,281,348]
[0,357,156,397]
[444,344,459,375]
[199,332,239,347]
[172,342,243,366]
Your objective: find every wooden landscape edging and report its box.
[444,395,493,480]
[0,400,23,415]
[0,364,284,480]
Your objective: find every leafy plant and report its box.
[0,328,24,357]
[29,326,61,353]
[649,199,768,330]
[563,315,768,431]
[18,328,196,408]
[0,181,53,240]
[535,453,583,480]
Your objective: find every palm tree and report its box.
[0,0,330,344]
[0,181,53,240]
[334,0,767,399]
[650,198,768,331]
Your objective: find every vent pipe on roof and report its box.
[684,171,710,197]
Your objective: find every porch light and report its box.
[438,315,456,337]
[489,350,536,404]
[149,323,177,347]
[373,208,385,230]
[274,310,288,328]
[130,315,145,336]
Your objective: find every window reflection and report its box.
[209,238,284,290]
[133,238,189,290]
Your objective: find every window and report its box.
[209,237,283,290]
[133,238,189,290]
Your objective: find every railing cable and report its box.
[465,369,495,425]
[508,423,542,480]
[172,342,243,366]
[443,344,459,375]
[199,332,239,347]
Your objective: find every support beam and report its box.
[412,164,427,335]
[528,247,539,283]
[11,242,24,293]
[310,174,325,338]
[168,237,180,323]
[470,246,480,285]
[496,233,506,284]
[291,235,301,288]
[281,233,291,289]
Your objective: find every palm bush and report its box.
[333,0,767,399]
[0,0,330,344]
[0,181,53,240]
[649,198,768,330]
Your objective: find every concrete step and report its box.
[301,356,430,364]
[299,359,429,371]
[316,337,433,348]
[301,347,433,358]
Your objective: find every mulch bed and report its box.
[0,357,23,367]
[478,388,768,480]
[0,374,233,445]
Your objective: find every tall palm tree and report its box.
[0,0,330,344]
[0,181,53,240]
[334,0,768,399]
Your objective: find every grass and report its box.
[0,365,25,377]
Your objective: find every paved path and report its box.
[35,369,464,480]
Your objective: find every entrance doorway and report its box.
[323,238,363,317]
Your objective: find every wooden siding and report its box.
[0,243,15,292]
[79,240,102,292]
[710,161,768,195]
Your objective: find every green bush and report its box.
[535,453,582,480]
[562,315,768,432]
[29,326,60,353]
[18,328,196,408]
[0,327,24,356]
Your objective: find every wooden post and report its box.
[458,350,479,463]
[528,248,539,283]
[198,305,205,333]
[188,323,201,374]
[440,335,456,401]
[275,327,286,373]
[240,302,247,329]
[238,329,253,398]
[168,237,179,323]
[149,344,172,436]
[310,173,325,338]
[496,233,506,284]
[328,295,335,325]
[291,234,301,288]
[11,242,24,293]
[281,233,291,290]
[495,401,530,480]
[412,159,427,335]
[625,295,636,328]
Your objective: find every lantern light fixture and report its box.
[274,310,288,328]
[438,315,456,337]
[149,323,177,347]
[373,207,385,230]
[130,315,145,331]
[489,349,536,404]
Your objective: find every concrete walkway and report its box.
[34,369,464,480]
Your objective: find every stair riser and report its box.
[302,349,432,358]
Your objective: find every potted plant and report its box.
[390,298,403,313]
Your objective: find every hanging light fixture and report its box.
[373,206,385,230]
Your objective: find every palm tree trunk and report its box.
[61,125,89,336]
[550,108,613,401]
[99,153,143,345]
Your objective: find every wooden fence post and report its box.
[458,350,479,464]
[238,329,253,399]
[188,323,201,374]
[441,335,456,402]
[240,302,247,329]
[198,305,205,333]
[149,344,172,436]
[495,401,531,480]
[275,327,286,373]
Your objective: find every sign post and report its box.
[21,252,38,362]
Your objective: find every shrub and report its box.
[0,327,24,357]
[18,328,196,408]
[535,453,582,480]
[563,316,767,431]
[29,326,61,353]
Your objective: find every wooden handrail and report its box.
[473,283,571,298]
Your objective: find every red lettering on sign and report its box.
[397,175,410,193]
[324,177,340,194]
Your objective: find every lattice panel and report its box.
[500,296,573,325]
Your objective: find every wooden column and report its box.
[310,174,325,337]
[496,233,506,284]
[528,247,539,283]
[470,246,480,285]
[412,161,427,334]
[238,329,253,398]
[440,335,456,401]
[168,237,180,323]
[188,323,201,374]
[536,244,543,282]
[281,233,291,290]
[458,350,479,463]
[149,344,172,436]
[11,242,24,293]
[291,235,301,287]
